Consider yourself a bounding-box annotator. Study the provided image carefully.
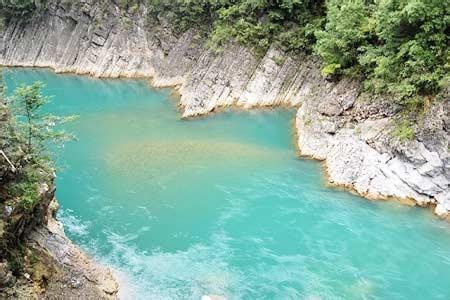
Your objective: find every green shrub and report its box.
[321,63,341,76]
[11,167,41,209]
[314,0,370,75]
[1,72,76,210]
[393,120,415,141]
[316,0,448,107]
[273,56,286,66]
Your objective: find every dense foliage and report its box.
[315,0,449,108]
[145,0,324,53]
[143,0,449,107]
[0,0,38,18]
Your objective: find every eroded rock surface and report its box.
[24,200,118,299]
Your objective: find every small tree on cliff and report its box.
[12,82,77,162]
[0,70,21,173]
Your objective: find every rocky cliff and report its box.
[0,193,119,299]
[0,0,448,217]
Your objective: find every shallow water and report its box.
[5,68,450,300]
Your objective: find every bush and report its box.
[10,167,41,209]
[393,120,415,141]
[314,0,370,76]
[1,72,76,210]
[145,0,325,52]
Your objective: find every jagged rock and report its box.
[3,206,12,218]
[0,260,16,288]
[0,193,118,299]
[436,203,449,219]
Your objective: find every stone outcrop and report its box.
[24,198,118,299]
[0,0,448,217]
[0,182,118,299]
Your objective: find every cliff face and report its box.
[0,0,448,216]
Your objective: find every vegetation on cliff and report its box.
[143,0,449,111]
[1,0,448,140]
[0,69,75,283]
[2,0,448,110]
[1,75,75,209]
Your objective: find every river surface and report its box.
[5,68,450,300]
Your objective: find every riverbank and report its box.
[1,198,118,299]
[2,0,447,217]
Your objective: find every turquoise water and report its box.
[5,68,450,300]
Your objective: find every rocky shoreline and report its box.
[1,0,448,217]
[2,203,118,299]
[0,177,118,299]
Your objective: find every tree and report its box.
[359,0,449,105]
[0,70,20,173]
[313,0,448,110]
[12,82,77,161]
[314,0,371,76]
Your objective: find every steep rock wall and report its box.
[0,0,448,216]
